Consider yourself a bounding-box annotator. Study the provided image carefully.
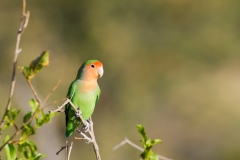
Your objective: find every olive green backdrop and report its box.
[0,0,240,160]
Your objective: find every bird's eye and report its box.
[91,64,95,68]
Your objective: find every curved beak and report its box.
[97,66,104,78]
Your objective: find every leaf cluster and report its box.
[137,125,162,160]
[19,51,49,80]
[1,52,56,160]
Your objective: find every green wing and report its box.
[96,89,100,103]
[65,81,77,136]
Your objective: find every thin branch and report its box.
[113,138,172,160]
[65,141,68,160]
[88,117,101,160]
[56,146,66,155]
[43,79,61,104]
[0,0,30,132]
[113,137,143,151]
[68,142,73,160]
[42,97,66,110]
[13,123,19,131]
[27,80,42,106]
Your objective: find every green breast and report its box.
[72,81,99,120]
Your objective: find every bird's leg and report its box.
[81,120,90,133]
[74,108,82,118]
[74,108,89,132]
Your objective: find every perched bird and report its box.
[65,60,103,138]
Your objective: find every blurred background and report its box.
[1,0,240,159]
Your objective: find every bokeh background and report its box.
[1,0,240,160]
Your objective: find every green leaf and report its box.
[23,112,32,123]
[28,51,50,79]
[146,139,162,147]
[3,135,17,160]
[36,111,56,128]
[19,140,45,159]
[18,66,31,78]
[2,108,21,130]
[137,125,162,160]
[29,99,39,112]
[33,153,46,160]
[22,124,35,137]
[149,153,159,160]
[137,125,148,144]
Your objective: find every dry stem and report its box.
[43,80,61,104]
[68,142,73,160]
[27,80,42,106]
[65,141,68,160]
[0,0,30,132]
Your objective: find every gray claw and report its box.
[75,108,82,117]
[81,121,90,133]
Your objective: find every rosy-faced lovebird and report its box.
[65,60,104,137]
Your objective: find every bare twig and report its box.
[42,97,66,110]
[89,117,101,160]
[13,123,19,131]
[27,80,42,105]
[65,141,68,160]
[0,0,30,132]
[68,142,73,160]
[113,137,143,151]
[113,138,172,160]
[56,146,66,155]
[43,80,61,104]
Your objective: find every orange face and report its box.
[82,61,104,81]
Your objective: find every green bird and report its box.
[65,60,104,137]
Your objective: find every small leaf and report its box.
[20,140,45,159]
[33,153,46,160]
[36,111,56,128]
[18,66,32,78]
[2,108,21,130]
[28,51,50,79]
[146,139,162,148]
[149,153,159,160]
[152,139,162,145]
[3,135,17,160]
[29,99,39,112]
[137,125,148,144]
[22,124,35,136]
[23,112,32,123]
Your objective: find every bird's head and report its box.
[77,60,104,80]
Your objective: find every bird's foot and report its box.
[75,108,82,117]
[81,120,90,133]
